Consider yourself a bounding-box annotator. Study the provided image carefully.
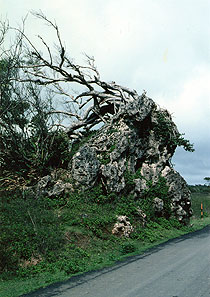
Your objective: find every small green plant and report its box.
[123,164,144,195]
[107,128,118,135]
[154,111,194,152]
[120,242,136,254]
[137,176,171,221]
[124,168,136,192]
[115,194,137,219]
[109,144,116,153]
[99,152,110,165]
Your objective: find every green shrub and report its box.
[120,242,136,255]
[115,194,137,219]
[139,176,171,220]
[48,245,90,275]
[154,111,194,152]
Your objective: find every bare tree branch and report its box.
[3,12,144,139]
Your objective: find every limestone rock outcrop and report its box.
[36,174,72,198]
[112,215,134,237]
[69,94,192,224]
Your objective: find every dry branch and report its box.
[4,12,144,138]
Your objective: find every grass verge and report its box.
[0,192,210,297]
[1,220,210,297]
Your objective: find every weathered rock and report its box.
[68,94,192,223]
[47,180,72,197]
[71,145,100,187]
[101,159,126,192]
[153,197,164,215]
[112,215,134,237]
[161,166,192,223]
[136,207,147,227]
[36,175,73,198]
[36,175,52,196]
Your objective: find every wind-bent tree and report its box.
[3,11,143,139]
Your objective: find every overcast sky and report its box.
[1,0,210,184]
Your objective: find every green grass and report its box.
[191,192,210,218]
[0,272,67,297]
[1,191,210,297]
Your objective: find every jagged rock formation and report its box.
[136,207,147,227]
[153,197,164,215]
[112,215,134,237]
[70,94,192,224]
[36,174,72,198]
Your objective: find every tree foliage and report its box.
[0,57,70,178]
[204,177,210,186]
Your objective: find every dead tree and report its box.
[5,11,142,138]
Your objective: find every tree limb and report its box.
[4,12,142,139]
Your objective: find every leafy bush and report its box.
[154,110,194,152]
[31,130,71,173]
[120,242,136,254]
[115,194,137,219]
[139,176,171,220]
[83,185,118,205]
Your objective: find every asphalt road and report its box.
[23,226,210,297]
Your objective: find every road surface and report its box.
[23,226,210,297]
